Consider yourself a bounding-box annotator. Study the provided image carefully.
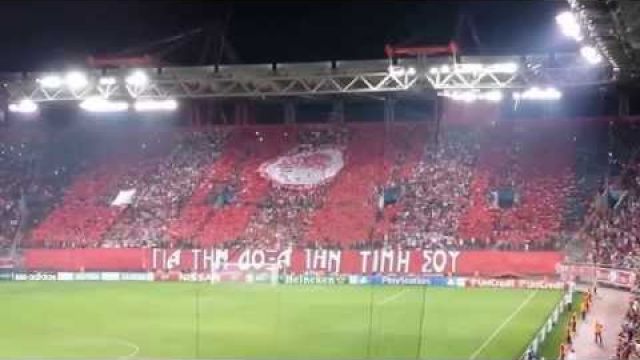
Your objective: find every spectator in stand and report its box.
[103,129,227,248]
[243,126,348,249]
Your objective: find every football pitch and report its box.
[0,282,563,360]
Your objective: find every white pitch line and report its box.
[378,288,409,305]
[114,338,140,359]
[468,290,538,360]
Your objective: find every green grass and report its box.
[0,282,564,360]
[539,292,584,360]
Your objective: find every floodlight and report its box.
[489,63,519,74]
[514,87,562,101]
[484,90,504,102]
[134,99,178,112]
[580,46,603,64]
[8,99,38,113]
[556,11,582,41]
[440,65,451,74]
[455,63,483,74]
[125,70,148,87]
[65,71,88,90]
[406,67,416,76]
[388,66,406,76]
[99,76,117,86]
[79,97,129,112]
[37,75,63,89]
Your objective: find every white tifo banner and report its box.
[111,189,136,206]
[260,147,344,189]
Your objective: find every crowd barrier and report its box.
[521,286,573,360]
[20,248,564,276]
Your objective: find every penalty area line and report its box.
[468,290,538,360]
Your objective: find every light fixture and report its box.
[79,97,129,112]
[455,63,484,74]
[65,71,88,90]
[580,46,603,64]
[8,99,38,113]
[125,70,148,87]
[134,99,178,112]
[99,76,117,86]
[37,75,63,89]
[441,90,504,103]
[483,90,504,102]
[488,63,519,74]
[513,87,562,101]
[556,11,582,41]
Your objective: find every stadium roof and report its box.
[569,0,640,80]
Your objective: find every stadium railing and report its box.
[520,286,573,360]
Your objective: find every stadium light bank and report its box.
[37,71,89,90]
[440,90,504,103]
[513,87,563,101]
[134,99,179,112]
[429,63,518,75]
[8,99,38,114]
[556,10,604,66]
[79,97,129,113]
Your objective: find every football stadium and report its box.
[0,1,639,360]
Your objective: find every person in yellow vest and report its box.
[570,313,578,335]
[580,301,587,320]
[594,320,604,346]
[559,342,567,360]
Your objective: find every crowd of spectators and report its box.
[0,125,80,250]
[242,126,350,249]
[583,161,640,268]
[616,294,640,359]
[102,129,227,248]
[0,141,33,249]
[582,121,640,269]
[384,128,479,250]
[2,118,638,255]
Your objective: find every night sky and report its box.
[0,1,573,71]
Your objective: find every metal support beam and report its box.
[284,101,296,124]
[384,97,396,123]
[331,99,345,123]
[0,52,613,103]
[618,90,630,116]
[234,101,248,125]
[0,92,7,125]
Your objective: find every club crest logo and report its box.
[260,147,344,188]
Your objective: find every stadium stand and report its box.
[459,118,576,250]
[103,129,227,248]
[29,124,175,247]
[579,121,640,268]
[4,116,639,257]
[387,125,480,249]
[242,126,348,248]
